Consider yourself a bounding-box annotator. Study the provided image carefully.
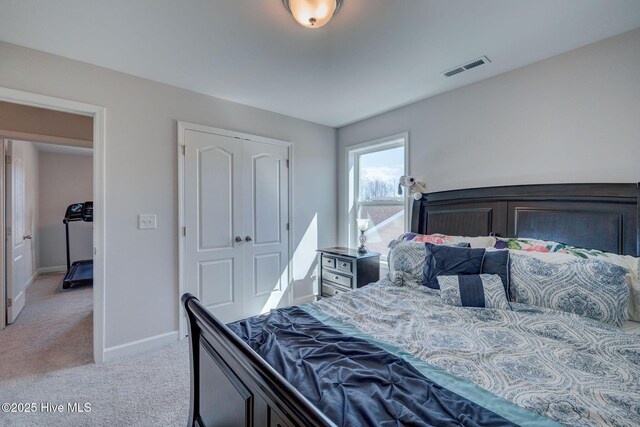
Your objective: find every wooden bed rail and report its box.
[182,293,336,427]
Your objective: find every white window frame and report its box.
[345,133,409,265]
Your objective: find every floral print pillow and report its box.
[390,233,496,249]
[494,237,559,253]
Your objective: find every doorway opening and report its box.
[1,137,93,378]
[0,88,106,367]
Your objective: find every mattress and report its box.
[229,280,640,426]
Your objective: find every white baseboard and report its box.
[103,330,180,362]
[24,271,38,290]
[37,265,67,275]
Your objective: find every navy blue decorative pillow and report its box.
[438,274,511,310]
[423,243,485,289]
[481,250,510,296]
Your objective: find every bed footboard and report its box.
[181,293,335,427]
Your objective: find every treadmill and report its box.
[62,201,93,289]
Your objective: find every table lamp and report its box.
[356,218,369,254]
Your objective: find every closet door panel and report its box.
[243,142,289,316]
[253,155,281,245]
[198,146,234,250]
[184,130,244,323]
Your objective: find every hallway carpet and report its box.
[0,273,189,426]
[0,273,93,380]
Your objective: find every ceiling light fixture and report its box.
[282,0,343,29]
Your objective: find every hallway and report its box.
[0,273,92,380]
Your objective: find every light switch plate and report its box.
[138,214,157,230]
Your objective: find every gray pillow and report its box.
[510,253,629,326]
[387,242,427,286]
[438,274,511,310]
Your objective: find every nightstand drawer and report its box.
[322,255,336,269]
[324,271,352,289]
[336,259,352,273]
[317,248,380,298]
[322,281,349,297]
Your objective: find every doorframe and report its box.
[177,121,293,339]
[0,140,4,330]
[0,87,107,363]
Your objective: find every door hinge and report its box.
[286,223,289,231]
[7,298,11,308]
[5,226,11,238]
[182,145,186,155]
[5,155,11,164]
[183,226,186,237]
[286,159,289,168]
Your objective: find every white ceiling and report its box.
[1,0,639,127]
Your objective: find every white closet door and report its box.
[184,130,244,323]
[242,141,289,315]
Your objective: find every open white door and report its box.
[5,140,28,323]
[242,141,289,315]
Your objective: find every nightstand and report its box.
[316,247,380,298]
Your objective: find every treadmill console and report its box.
[64,203,84,223]
[82,201,94,222]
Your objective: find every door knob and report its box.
[244,236,252,242]
[234,236,243,243]
[23,234,32,240]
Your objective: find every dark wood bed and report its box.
[183,183,640,426]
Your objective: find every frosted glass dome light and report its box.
[283,0,343,29]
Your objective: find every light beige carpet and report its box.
[0,273,189,426]
[0,341,189,426]
[0,273,93,380]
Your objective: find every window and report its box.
[347,135,407,262]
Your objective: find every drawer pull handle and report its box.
[334,290,339,295]
[334,276,339,280]
[341,263,347,267]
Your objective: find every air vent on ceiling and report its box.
[443,67,465,78]
[443,56,491,78]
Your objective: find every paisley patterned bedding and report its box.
[313,280,640,427]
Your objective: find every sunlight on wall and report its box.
[255,213,320,314]
[292,213,318,296]
[259,264,290,314]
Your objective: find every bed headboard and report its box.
[411,183,640,256]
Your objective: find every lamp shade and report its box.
[287,0,338,28]
[356,218,369,232]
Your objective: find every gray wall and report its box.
[38,151,93,270]
[0,41,337,350]
[337,29,640,245]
